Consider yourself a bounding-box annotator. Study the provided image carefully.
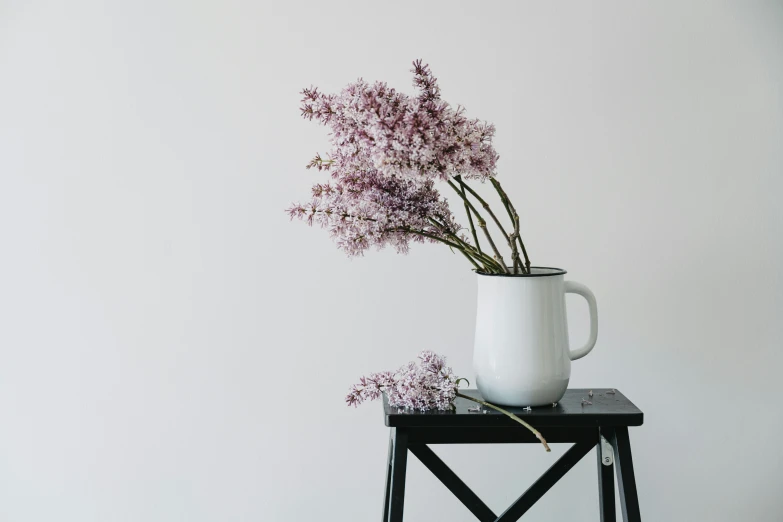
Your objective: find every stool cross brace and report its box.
[381,389,643,522]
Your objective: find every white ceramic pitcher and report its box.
[473,267,598,407]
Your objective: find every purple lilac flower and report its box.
[290,60,499,257]
[345,350,552,451]
[287,165,460,257]
[346,351,459,411]
[300,61,498,182]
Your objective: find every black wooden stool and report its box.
[382,389,643,521]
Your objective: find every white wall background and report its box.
[1,1,782,520]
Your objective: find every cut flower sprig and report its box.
[347,351,550,451]
[289,60,532,275]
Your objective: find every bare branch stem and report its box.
[446,180,509,274]
[454,176,512,245]
[490,178,532,273]
[455,392,550,452]
[427,217,505,273]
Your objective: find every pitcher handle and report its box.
[564,281,598,361]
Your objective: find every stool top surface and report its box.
[383,388,643,428]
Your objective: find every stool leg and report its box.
[597,429,616,521]
[387,428,408,522]
[610,427,641,522]
[382,432,393,521]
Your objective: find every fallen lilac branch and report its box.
[454,392,550,452]
[346,351,549,452]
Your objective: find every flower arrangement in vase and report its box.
[290,61,598,420]
[289,60,526,275]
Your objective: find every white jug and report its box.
[473,267,598,407]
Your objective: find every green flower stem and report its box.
[387,227,463,251]
[456,175,483,259]
[456,248,482,270]
[455,392,550,452]
[455,176,525,274]
[393,226,496,273]
[427,217,505,273]
[446,180,509,274]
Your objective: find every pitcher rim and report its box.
[475,266,567,278]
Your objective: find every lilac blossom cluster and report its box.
[300,60,498,182]
[287,166,460,256]
[345,351,551,450]
[346,351,460,411]
[288,60,498,258]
